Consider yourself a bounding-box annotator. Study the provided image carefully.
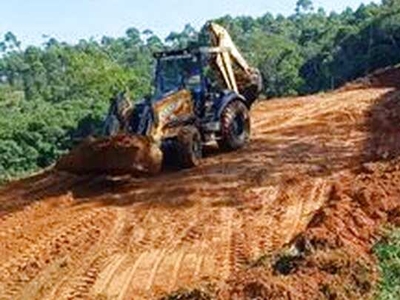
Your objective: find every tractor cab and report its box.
[152,49,219,124]
[153,49,205,98]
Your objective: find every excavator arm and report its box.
[206,22,263,106]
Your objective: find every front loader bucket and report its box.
[56,134,163,176]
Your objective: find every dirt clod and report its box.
[56,134,163,176]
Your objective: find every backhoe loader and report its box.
[56,23,263,175]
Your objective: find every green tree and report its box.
[296,0,314,14]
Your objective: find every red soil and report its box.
[1,66,400,299]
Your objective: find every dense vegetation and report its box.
[1,0,400,182]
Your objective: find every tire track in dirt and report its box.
[47,208,126,300]
[0,206,116,299]
[76,202,190,299]
[84,205,156,298]
[55,201,161,299]
[113,205,210,299]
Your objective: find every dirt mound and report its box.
[56,134,163,176]
[221,160,400,299]
[342,65,400,91]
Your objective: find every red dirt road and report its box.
[1,69,400,299]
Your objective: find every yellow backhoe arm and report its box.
[207,22,254,94]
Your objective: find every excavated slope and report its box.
[1,67,400,299]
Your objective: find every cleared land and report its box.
[1,67,400,299]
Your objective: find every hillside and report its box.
[2,0,400,183]
[1,67,400,299]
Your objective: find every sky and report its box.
[0,0,379,47]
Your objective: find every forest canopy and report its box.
[1,0,400,182]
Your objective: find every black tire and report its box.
[176,126,202,168]
[218,100,250,151]
[103,114,120,136]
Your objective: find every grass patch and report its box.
[374,228,400,300]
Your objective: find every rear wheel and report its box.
[177,126,203,168]
[218,100,250,151]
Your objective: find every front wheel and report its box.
[218,100,250,151]
[177,126,203,168]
